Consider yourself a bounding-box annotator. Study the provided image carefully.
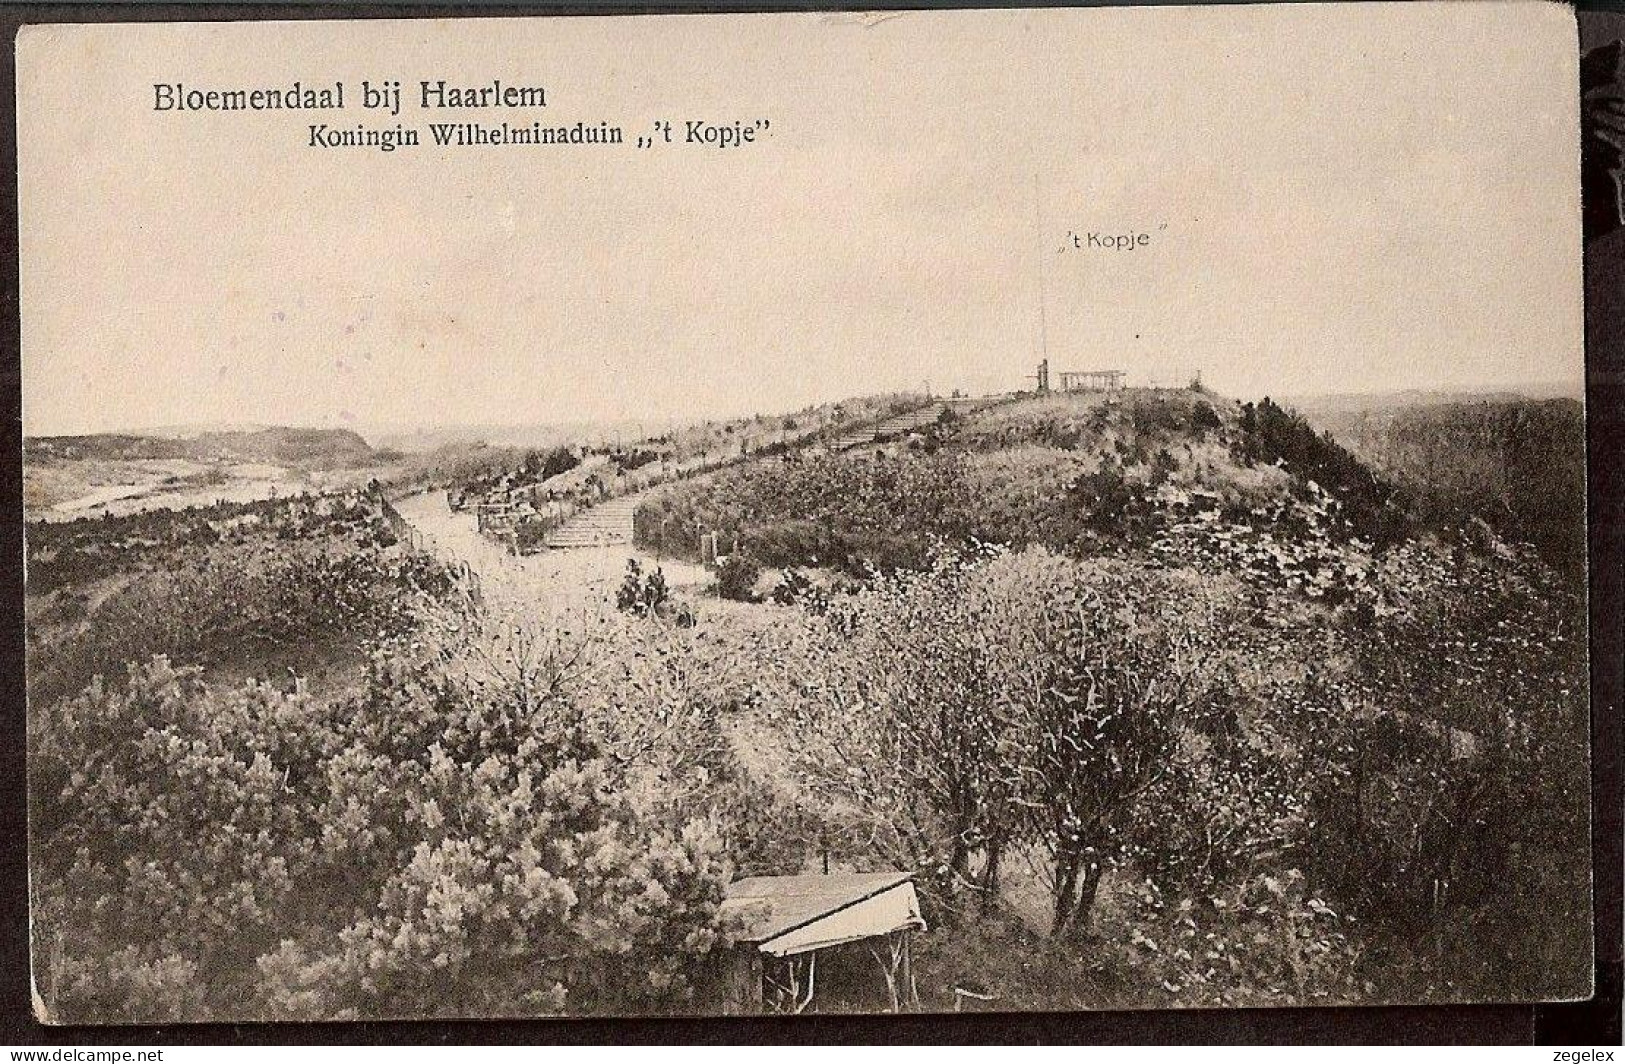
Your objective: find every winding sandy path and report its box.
[393,490,709,625]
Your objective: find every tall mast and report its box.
[1033,170,1051,369]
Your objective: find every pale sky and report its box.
[18,4,1583,436]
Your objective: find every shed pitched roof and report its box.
[720,871,918,947]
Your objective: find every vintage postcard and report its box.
[17,3,1591,1023]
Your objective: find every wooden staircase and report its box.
[829,404,946,451]
[543,495,640,549]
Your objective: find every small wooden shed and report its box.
[718,871,926,1014]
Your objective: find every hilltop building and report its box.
[1031,359,1126,393]
[1057,369,1126,391]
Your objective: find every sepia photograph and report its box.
[15,3,1597,1026]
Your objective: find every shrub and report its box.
[634,450,980,575]
[1302,541,1590,999]
[1066,464,1150,540]
[32,608,753,1021]
[25,492,386,595]
[1232,399,1406,544]
[616,559,670,617]
[715,553,761,602]
[27,533,454,707]
[744,520,841,570]
[1104,869,1362,1007]
[769,568,821,609]
[768,547,1246,929]
[513,517,553,555]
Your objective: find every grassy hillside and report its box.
[635,387,1414,591]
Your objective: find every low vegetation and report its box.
[25,493,452,706]
[26,385,1591,1018]
[634,389,1410,581]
